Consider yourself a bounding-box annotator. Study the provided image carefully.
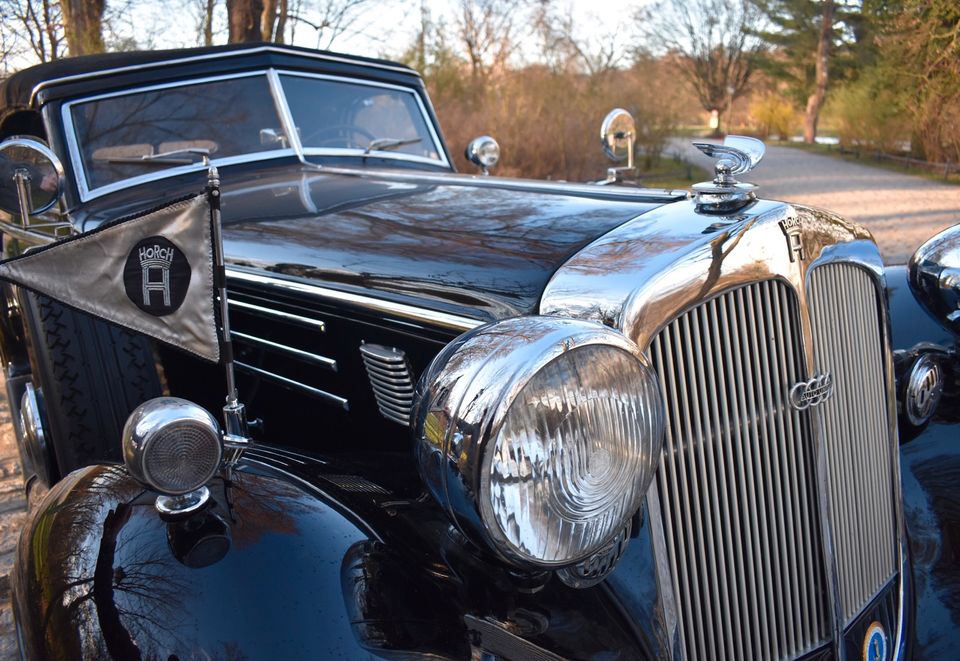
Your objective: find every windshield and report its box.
[65,70,447,199]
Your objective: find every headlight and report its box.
[414,316,664,568]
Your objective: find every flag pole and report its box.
[208,166,250,465]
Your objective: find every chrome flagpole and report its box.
[208,166,250,466]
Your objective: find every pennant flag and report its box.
[0,192,220,363]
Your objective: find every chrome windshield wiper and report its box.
[105,147,212,166]
[363,137,422,154]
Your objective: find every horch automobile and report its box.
[0,43,956,660]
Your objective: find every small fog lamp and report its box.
[123,397,222,515]
[465,136,500,175]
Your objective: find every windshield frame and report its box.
[62,68,451,202]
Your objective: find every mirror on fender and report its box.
[465,136,500,175]
[909,224,960,336]
[599,108,637,184]
[0,137,63,219]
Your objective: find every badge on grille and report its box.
[862,621,887,661]
[789,372,834,410]
[779,216,805,262]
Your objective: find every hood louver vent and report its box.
[360,343,415,426]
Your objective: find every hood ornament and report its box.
[692,135,766,212]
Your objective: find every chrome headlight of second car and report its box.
[414,316,664,569]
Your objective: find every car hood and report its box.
[76,162,679,322]
[213,164,676,321]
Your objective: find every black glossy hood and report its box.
[219,165,672,320]
[77,162,676,322]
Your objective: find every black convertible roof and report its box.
[0,42,416,119]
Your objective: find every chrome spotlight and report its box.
[465,136,500,175]
[122,397,223,515]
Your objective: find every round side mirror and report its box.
[465,136,500,175]
[600,109,636,163]
[0,137,63,216]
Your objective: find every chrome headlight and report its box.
[414,317,664,568]
[123,397,222,496]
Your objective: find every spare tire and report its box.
[19,290,162,482]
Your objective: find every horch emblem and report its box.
[779,216,805,262]
[123,236,191,317]
[789,372,834,410]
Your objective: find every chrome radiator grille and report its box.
[649,280,830,660]
[808,263,896,623]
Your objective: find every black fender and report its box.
[12,451,665,660]
[887,264,960,656]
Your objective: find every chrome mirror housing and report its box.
[465,136,500,175]
[0,137,64,218]
[909,224,960,336]
[599,109,637,183]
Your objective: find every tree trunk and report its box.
[803,0,834,144]
[61,0,105,56]
[261,0,278,41]
[227,0,264,43]
[202,0,215,46]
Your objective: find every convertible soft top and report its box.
[0,43,417,125]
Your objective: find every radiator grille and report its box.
[808,263,896,623]
[649,280,830,660]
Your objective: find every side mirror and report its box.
[910,224,960,335]
[599,109,636,183]
[0,137,63,218]
[465,136,500,175]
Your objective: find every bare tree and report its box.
[0,0,67,65]
[637,0,765,135]
[803,0,833,143]
[455,0,529,81]
[61,0,105,54]
[533,3,625,76]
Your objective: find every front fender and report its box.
[13,455,660,660]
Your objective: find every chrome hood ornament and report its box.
[691,135,766,212]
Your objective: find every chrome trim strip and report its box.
[234,360,348,410]
[227,268,482,332]
[229,298,326,331]
[31,45,419,104]
[231,330,337,371]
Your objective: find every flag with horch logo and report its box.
[0,192,220,363]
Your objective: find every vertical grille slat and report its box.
[808,263,897,624]
[651,280,830,661]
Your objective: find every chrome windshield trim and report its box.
[62,67,451,202]
[226,268,482,333]
[277,70,449,168]
[229,298,326,331]
[31,45,418,104]
[230,330,337,372]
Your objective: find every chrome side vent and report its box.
[360,343,415,426]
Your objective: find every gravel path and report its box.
[672,141,960,264]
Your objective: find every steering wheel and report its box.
[302,124,376,149]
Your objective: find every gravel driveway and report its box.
[672,140,960,264]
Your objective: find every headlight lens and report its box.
[415,316,664,568]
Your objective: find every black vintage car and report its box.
[0,43,956,660]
